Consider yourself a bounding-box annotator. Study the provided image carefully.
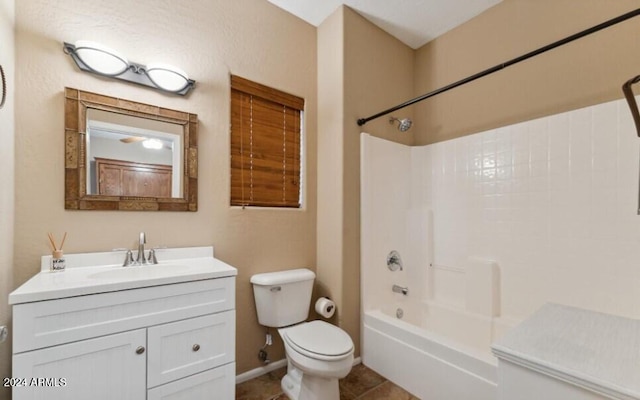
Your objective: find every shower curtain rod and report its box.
[622,75,640,137]
[357,8,640,127]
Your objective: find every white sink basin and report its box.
[87,264,200,280]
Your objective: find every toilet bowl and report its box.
[250,269,355,400]
[279,320,354,400]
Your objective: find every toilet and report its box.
[250,268,354,400]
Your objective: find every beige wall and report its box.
[317,7,345,325]
[0,1,14,398]
[317,6,414,356]
[414,0,640,145]
[13,0,316,375]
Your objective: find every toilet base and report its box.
[281,361,340,400]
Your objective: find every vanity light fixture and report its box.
[63,41,195,96]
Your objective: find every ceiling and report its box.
[267,0,502,49]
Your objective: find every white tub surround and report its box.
[465,258,500,317]
[492,303,640,400]
[403,96,640,322]
[360,95,640,400]
[361,134,499,400]
[10,246,237,400]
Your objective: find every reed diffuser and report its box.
[48,232,67,272]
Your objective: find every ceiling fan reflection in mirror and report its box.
[120,136,145,144]
[118,135,169,150]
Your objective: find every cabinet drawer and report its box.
[13,278,235,353]
[147,363,235,400]
[147,311,235,388]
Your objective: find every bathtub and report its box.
[360,133,502,399]
[362,306,497,400]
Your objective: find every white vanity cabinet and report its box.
[10,248,237,400]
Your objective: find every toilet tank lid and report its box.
[251,268,315,286]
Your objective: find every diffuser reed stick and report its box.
[59,232,67,250]
[47,232,68,251]
[47,232,57,251]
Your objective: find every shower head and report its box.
[389,116,412,132]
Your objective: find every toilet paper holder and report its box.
[315,297,336,318]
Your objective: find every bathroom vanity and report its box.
[9,246,237,400]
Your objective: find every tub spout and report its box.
[392,284,409,295]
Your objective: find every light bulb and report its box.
[145,63,189,92]
[142,139,163,150]
[74,41,129,76]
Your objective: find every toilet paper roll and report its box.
[315,297,336,318]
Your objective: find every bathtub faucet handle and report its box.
[387,250,403,271]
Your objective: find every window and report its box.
[230,75,303,208]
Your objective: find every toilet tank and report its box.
[250,268,315,327]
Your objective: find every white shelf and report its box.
[492,303,640,400]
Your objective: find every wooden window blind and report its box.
[230,75,304,208]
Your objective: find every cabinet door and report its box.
[98,163,123,195]
[122,168,172,197]
[147,363,235,400]
[96,157,172,197]
[13,329,146,400]
[147,311,235,388]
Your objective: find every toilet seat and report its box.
[281,321,354,361]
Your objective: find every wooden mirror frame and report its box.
[64,87,198,211]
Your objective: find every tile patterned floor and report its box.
[236,363,419,400]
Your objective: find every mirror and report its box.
[86,108,183,198]
[65,88,198,211]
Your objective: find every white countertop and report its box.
[491,303,640,400]
[10,246,237,304]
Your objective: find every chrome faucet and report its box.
[136,232,147,265]
[120,232,159,266]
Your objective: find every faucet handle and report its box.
[148,249,158,265]
[122,250,134,267]
[386,250,403,271]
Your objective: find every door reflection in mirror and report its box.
[86,108,183,198]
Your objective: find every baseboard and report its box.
[236,356,362,384]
